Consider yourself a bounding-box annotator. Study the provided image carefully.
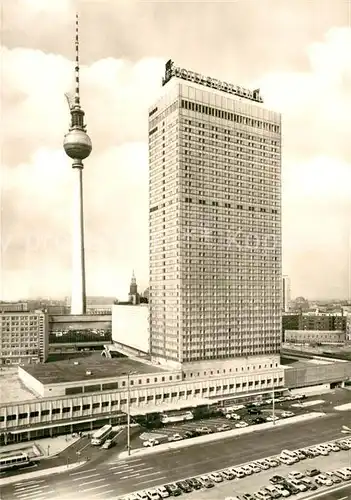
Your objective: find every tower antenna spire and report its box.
[75,12,80,107]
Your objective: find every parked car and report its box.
[305,468,320,477]
[264,486,281,498]
[254,492,271,500]
[300,478,317,490]
[187,478,201,490]
[295,450,306,460]
[288,471,304,480]
[231,467,246,478]
[198,476,214,488]
[274,485,290,497]
[242,494,256,500]
[241,465,254,475]
[221,469,234,480]
[283,483,300,495]
[146,490,160,500]
[195,427,213,434]
[155,486,169,498]
[169,434,183,442]
[136,492,149,500]
[328,443,341,452]
[217,424,231,432]
[315,475,333,487]
[235,421,249,428]
[336,440,351,450]
[325,472,342,484]
[208,472,223,483]
[281,411,294,418]
[270,475,285,484]
[279,456,296,466]
[143,439,160,447]
[176,481,192,493]
[266,415,280,422]
[184,431,196,439]
[334,469,351,481]
[247,463,261,474]
[256,460,270,470]
[253,416,267,424]
[165,484,182,496]
[288,479,308,492]
[266,458,279,467]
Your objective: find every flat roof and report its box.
[0,368,40,404]
[21,355,168,385]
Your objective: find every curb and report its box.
[119,412,326,459]
[0,461,86,487]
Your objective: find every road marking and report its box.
[79,484,109,493]
[109,464,133,470]
[15,484,50,492]
[15,480,46,487]
[117,458,143,464]
[79,478,105,486]
[72,473,100,481]
[16,491,49,499]
[92,490,115,498]
[338,497,348,500]
[137,476,167,485]
[70,468,97,475]
[113,466,153,475]
[77,441,91,453]
[135,471,163,479]
[119,472,142,479]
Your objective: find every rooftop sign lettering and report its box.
[162,59,264,104]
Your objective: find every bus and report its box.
[91,424,113,445]
[0,452,31,472]
[160,410,194,424]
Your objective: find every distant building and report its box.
[128,271,140,305]
[282,313,300,341]
[291,296,310,312]
[112,304,149,353]
[299,312,346,332]
[282,276,291,312]
[0,311,48,365]
[0,302,28,312]
[143,287,150,301]
[285,329,346,345]
[342,306,351,341]
[48,314,112,354]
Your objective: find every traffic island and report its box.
[0,461,86,487]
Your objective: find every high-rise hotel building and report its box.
[149,61,282,379]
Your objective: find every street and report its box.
[2,409,351,499]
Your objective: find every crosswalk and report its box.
[6,456,169,500]
[12,480,56,500]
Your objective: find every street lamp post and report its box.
[125,371,137,457]
[272,379,276,426]
[127,373,131,456]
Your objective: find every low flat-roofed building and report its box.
[18,355,172,397]
[112,304,149,353]
[285,329,346,344]
[0,369,40,404]
[0,310,48,365]
[1,353,285,445]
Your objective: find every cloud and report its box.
[1,13,351,300]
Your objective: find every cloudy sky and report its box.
[1,0,351,301]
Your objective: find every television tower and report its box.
[63,13,92,315]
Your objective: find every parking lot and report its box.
[137,397,308,445]
[122,436,351,500]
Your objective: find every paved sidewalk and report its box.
[0,435,81,459]
[119,412,326,459]
[0,461,86,487]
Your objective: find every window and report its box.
[29,411,39,418]
[52,408,61,414]
[72,406,81,412]
[41,409,50,416]
[18,413,28,419]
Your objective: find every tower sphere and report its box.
[63,129,92,160]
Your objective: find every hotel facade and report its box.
[149,61,282,377]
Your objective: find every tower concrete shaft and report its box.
[71,161,86,314]
[63,13,92,315]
